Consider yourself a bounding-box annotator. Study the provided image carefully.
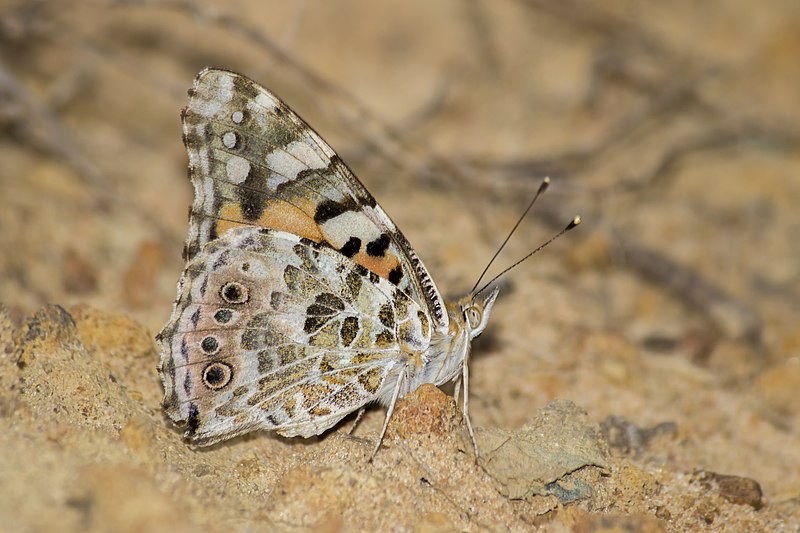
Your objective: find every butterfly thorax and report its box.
[409,288,499,392]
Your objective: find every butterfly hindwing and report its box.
[181,68,448,331]
[158,227,432,444]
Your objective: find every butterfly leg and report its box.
[348,407,366,435]
[462,360,480,459]
[369,367,406,463]
[453,376,462,406]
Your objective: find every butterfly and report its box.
[157,68,500,457]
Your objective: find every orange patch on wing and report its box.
[258,199,323,242]
[352,251,401,280]
[215,202,252,236]
[215,200,323,242]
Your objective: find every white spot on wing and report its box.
[232,111,244,124]
[190,98,224,118]
[265,140,328,185]
[222,131,237,149]
[197,147,210,175]
[226,156,250,183]
[290,138,328,168]
[252,93,277,112]
[191,73,234,117]
[218,73,234,91]
[321,211,382,248]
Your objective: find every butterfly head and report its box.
[461,286,499,340]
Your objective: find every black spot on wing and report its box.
[220,281,249,304]
[366,234,390,257]
[315,292,345,312]
[203,362,232,389]
[340,237,361,258]
[304,293,344,333]
[314,200,350,223]
[238,164,269,221]
[205,366,224,384]
[306,304,336,317]
[201,336,219,354]
[304,314,330,334]
[388,265,403,285]
[378,303,394,329]
[186,404,200,435]
[341,316,359,347]
[214,309,233,324]
[343,271,362,302]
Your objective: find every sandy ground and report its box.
[1,0,799,531]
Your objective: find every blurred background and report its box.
[1,0,798,529]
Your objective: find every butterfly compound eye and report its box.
[465,307,482,329]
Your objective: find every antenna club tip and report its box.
[537,177,551,194]
[566,216,581,230]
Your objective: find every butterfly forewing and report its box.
[181,68,447,331]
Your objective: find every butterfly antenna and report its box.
[470,177,552,294]
[474,216,581,297]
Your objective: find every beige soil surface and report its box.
[1,1,799,531]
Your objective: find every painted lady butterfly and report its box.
[157,68,500,456]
